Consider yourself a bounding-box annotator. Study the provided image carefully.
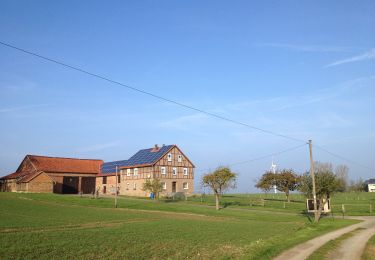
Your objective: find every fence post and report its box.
[370,204,372,213]
[342,204,345,219]
[283,202,286,209]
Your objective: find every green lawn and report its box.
[0,193,359,259]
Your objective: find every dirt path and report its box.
[274,216,375,260]
[331,216,375,260]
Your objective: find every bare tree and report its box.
[335,165,349,192]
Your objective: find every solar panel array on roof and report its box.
[100,145,174,174]
[101,160,129,174]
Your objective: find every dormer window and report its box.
[167,153,172,162]
[178,155,182,162]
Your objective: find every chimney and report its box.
[154,144,159,149]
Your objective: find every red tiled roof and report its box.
[27,155,103,174]
[18,171,44,183]
[0,171,32,180]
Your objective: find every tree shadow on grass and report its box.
[222,201,244,208]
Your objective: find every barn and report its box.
[0,155,103,194]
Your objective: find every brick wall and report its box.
[27,173,53,193]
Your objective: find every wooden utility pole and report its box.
[115,165,118,208]
[308,140,318,222]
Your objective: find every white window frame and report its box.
[183,168,188,176]
[126,169,131,176]
[161,182,166,190]
[178,155,182,162]
[161,166,166,175]
[134,168,139,176]
[167,153,172,162]
[172,167,177,176]
[183,182,189,189]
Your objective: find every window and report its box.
[134,168,139,176]
[126,169,131,176]
[102,176,107,184]
[183,168,188,176]
[172,167,177,175]
[178,155,182,162]
[133,183,137,190]
[161,182,167,190]
[161,166,166,175]
[167,153,172,162]
[183,182,189,189]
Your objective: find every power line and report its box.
[197,143,307,173]
[314,145,375,171]
[1,41,373,172]
[0,41,306,144]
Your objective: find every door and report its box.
[62,176,79,194]
[81,177,96,194]
[172,182,177,193]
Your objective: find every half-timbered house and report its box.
[98,144,195,196]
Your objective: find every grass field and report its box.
[0,192,360,259]
[186,192,375,216]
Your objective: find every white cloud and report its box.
[325,48,375,67]
[257,43,350,52]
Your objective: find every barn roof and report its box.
[101,145,174,174]
[25,155,103,174]
[0,171,32,180]
[1,155,103,181]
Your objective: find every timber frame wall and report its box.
[96,146,195,197]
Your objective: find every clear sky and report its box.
[0,1,374,192]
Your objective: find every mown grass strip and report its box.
[362,234,375,260]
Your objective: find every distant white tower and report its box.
[270,157,277,194]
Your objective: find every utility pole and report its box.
[115,165,118,208]
[308,140,318,222]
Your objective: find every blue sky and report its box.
[0,1,374,192]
